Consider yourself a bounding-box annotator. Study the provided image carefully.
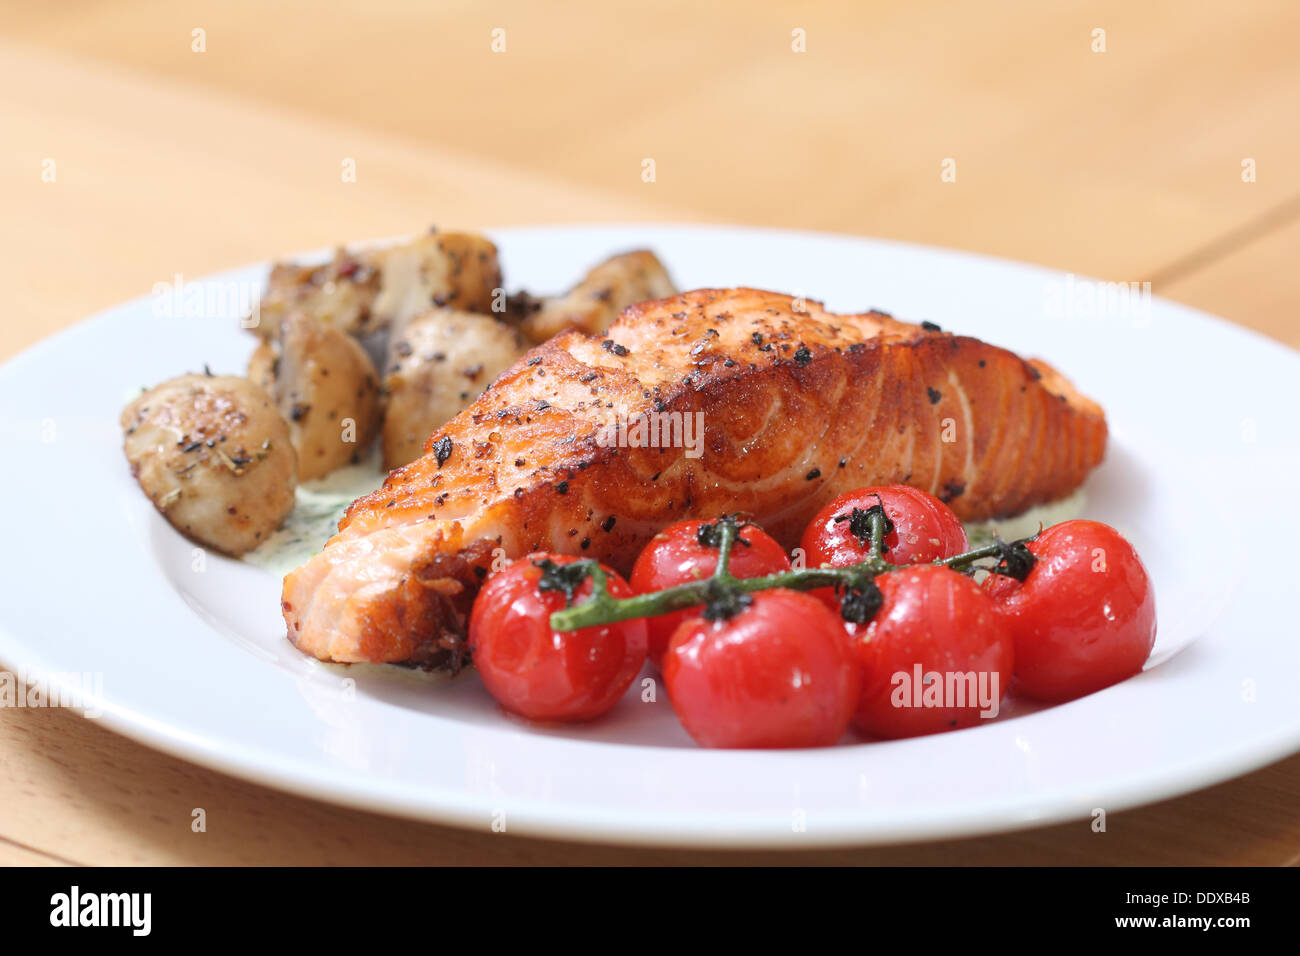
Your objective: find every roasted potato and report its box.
[121,375,297,556]
[381,308,525,469]
[251,313,382,480]
[252,247,382,340]
[252,229,502,340]
[511,250,675,343]
[371,231,502,331]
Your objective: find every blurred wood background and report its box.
[1,0,1297,865]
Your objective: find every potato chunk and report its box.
[252,230,501,339]
[250,313,382,480]
[371,231,502,331]
[252,248,381,340]
[511,250,675,343]
[381,309,525,469]
[121,375,297,556]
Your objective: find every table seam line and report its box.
[0,832,86,867]
[1146,193,1300,288]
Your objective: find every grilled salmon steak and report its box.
[282,288,1107,665]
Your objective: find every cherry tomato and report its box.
[800,484,969,613]
[630,518,791,667]
[468,553,647,722]
[983,520,1156,702]
[662,590,861,748]
[850,565,1013,739]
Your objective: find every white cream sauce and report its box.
[242,448,386,578]
[962,488,1088,547]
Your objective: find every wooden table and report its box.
[2,1,1297,866]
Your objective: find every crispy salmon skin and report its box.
[282,288,1106,664]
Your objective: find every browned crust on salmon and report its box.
[283,288,1106,664]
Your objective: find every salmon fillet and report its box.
[282,288,1107,665]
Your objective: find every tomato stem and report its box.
[867,507,887,562]
[548,519,1033,631]
[712,516,739,582]
[939,542,1009,568]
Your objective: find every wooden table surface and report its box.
[2,1,1298,866]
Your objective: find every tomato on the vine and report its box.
[468,553,647,722]
[630,517,791,667]
[983,520,1156,702]
[800,484,969,613]
[850,565,1013,739]
[662,590,860,749]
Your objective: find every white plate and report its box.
[2,225,1298,848]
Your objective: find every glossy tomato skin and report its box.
[983,520,1156,702]
[630,519,791,667]
[800,485,968,613]
[850,565,1013,740]
[663,590,861,749]
[468,553,647,722]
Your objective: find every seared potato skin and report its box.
[514,250,675,343]
[371,232,502,331]
[381,309,525,469]
[254,313,382,481]
[247,341,276,393]
[253,230,502,340]
[121,375,297,556]
[253,248,381,340]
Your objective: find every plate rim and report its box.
[3,222,1299,849]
